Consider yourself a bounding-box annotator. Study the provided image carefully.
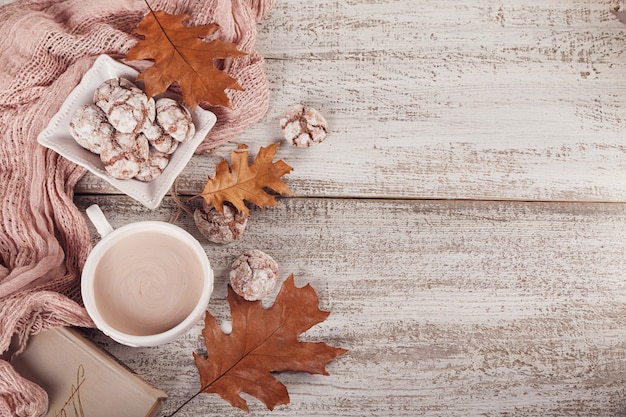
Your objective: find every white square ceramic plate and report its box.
[37,54,217,209]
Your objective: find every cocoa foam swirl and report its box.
[93,231,204,336]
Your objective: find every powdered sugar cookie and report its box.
[194,202,249,244]
[68,104,114,154]
[141,122,178,154]
[95,78,155,134]
[93,78,141,107]
[155,97,195,143]
[100,132,149,180]
[229,250,279,301]
[135,148,170,182]
[280,104,329,147]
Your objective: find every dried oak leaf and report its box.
[194,274,347,411]
[198,142,293,215]
[125,10,245,108]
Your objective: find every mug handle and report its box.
[86,204,115,238]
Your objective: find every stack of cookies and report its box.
[69,77,195,181]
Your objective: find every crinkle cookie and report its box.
[135,148,170,182]
[95,78,155,134]
[100,132,149,180]
[280,104,329,147]
[68,78,198,183]
[229,250,279,301]
[68,104,114,154]
[194,202,249,244]
[141,122,179,154]
[93,78,141,106]
[155,97,195,143]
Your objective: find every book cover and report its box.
[11,327,167,417]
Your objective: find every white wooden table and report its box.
[74,1,626,416]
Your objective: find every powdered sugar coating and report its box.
[100,132,149,179]
[155,97,195,142]
[230,250,278,301]
[107,94,154,133]
[68,77,198,183]
[194,202,248,244]
[94,77,155,134]
[135,149,170,182]
[142,122,179,154]
[280,104,329,147]
[68,104,114,154]
[93,78,141,106]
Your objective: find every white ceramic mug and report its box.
[81,204,214,347]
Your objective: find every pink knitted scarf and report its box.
[0,0,275,415]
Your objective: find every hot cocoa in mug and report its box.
[81,204,214,347]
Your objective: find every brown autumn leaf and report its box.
[193,274,347,412]
[125,10,246,108]
[197,142,293,215]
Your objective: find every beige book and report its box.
[11,327,167,417]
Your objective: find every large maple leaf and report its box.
[193,275,347,411]
[125,10,246,108]
[198,142,294,215]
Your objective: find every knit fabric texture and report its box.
[0,0,275,415]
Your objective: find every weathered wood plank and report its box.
[75,196,626,416]
[75,0,626,202]
[257,0,625,61]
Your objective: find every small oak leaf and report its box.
[193,274,348,411]
[125,10,246,108]
[198,142,293,215]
